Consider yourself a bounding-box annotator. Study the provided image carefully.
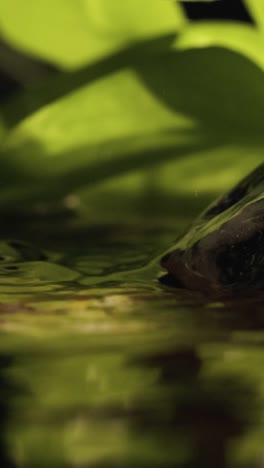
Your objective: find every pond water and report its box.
[1,215,264,468]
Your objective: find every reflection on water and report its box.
[0,223,264,467]
[131,348,256,468]
[0,354,22,468]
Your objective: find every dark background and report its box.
[182,0,253,22]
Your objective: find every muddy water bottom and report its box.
[0,222,264,468]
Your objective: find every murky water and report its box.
[1,218,264,468]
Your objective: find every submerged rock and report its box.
[161,164,264,296]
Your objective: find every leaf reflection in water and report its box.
[0,224,263,467]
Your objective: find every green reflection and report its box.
[0,220,262,467]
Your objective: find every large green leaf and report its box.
[0,0,185,69]
[244,0,264,29]
[1,47,264,209]
[0,62,199,205]
[2,36,177,127]
[5,21,264,130]
[173,21,264,69]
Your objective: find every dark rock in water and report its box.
[161,163,264,296]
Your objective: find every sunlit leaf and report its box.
[2,36,177,127]
[1,47,264,210]
[244,0,264,29]
[173,21,264,69]
[0,0,185,69]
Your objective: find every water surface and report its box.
[0,217,264,468]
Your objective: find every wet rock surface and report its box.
[161,163,264,296]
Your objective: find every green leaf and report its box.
[173,21,264,69]
[1,48,264,210]
[0,61,199,205]
[1,47,264,209]
[2,36,177,127]
[0,0,185,69]
[244,0,264,29]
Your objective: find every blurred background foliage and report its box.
[0,0,263,219]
